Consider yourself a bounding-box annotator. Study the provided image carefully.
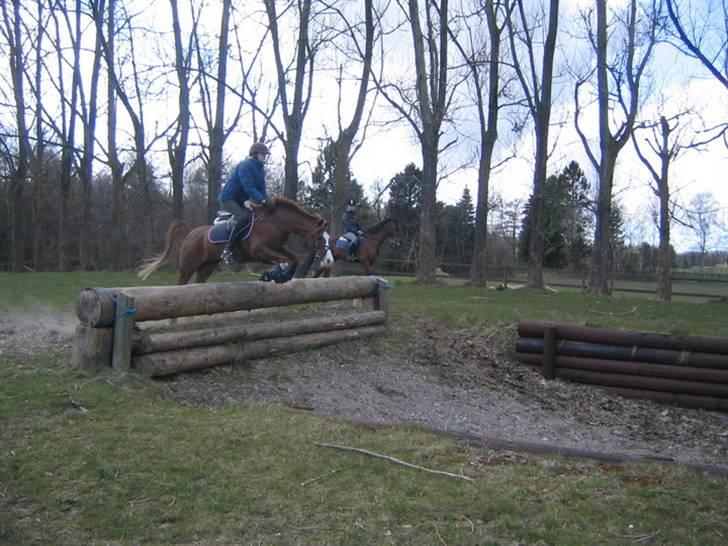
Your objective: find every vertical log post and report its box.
[70,324,113,370]
[361,277,389,314]
[542,325,556,380]
[112,293,135,371]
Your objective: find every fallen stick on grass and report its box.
[314,442,474,482]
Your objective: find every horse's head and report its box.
[319,230,335,268]
[383,218,399,236]
[308,217,334,267]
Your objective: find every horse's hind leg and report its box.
[195,262,219,283]
[177,269,193,285]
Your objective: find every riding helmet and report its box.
[249,142,270,156]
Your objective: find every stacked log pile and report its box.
[72,276,389,378]
[515,320,728,412]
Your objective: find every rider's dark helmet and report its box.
[249,142,270,157]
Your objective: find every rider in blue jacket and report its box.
[219,142,270,264]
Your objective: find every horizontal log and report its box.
[518,320,728,355]
[133,311,386,354]
[516,337,728,370]
[602,386,728,412]
[77,276,386,326]
[515,352,728,384]
[519,362,728,398]
[134,325,386,377]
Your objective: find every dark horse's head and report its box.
[365,217,399,238]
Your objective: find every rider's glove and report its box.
[244,200,254,210]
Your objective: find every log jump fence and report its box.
[71,276,389,377]
[515,320,728,412]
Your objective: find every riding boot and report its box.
[278,262,298,283]
[221,215,247,264]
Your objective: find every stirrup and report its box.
[221,248,234,264]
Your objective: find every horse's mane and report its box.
[366,218,396,234]
[270,196,322,221]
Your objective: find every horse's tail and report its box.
[137,220,192,280]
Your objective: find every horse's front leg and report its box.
[254,247,299,283]
[276,249,300,281]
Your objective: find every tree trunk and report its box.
[100,0,126,269]
[79,0,104,270]
[590,153,616,294]
[168,0,192,221]
[469,0,502,289]
[55,2,81,272]
[656,168,672,301]
[265,0,314,201]
[31,0,45,270]
[526,134,547,289]
[331,0,374,237]
[3,0,31,272]
[284,134,301,200]
[332,137,353,237]
[204,0,231,223]
[417,137,438,283]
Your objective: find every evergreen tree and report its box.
[519,161,592,270]
[438,188,475,265]
[385,163,423,269]
[301,138,367,227]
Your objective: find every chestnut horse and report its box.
[138,197,331,284]
[314,218,398,277]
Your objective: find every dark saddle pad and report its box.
[207,223,232,244]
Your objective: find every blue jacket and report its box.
[219,158,268,205]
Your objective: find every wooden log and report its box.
[76,276,383,326]
[516,337,728,370]
[133,310,386,354]
[602,386,728,412]
[516,352,728,384]
[134,325,387,377]
[518,320,728,355]
[519,361,728,398]
[70,324,112,370]
[139,309,267,330]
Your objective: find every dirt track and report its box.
[3,310,727,472]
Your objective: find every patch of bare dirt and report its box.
[3,311,727,471]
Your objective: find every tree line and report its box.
[1,0,726,300]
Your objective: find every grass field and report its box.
[1,271,727,544]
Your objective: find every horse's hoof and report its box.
[259,272,272,282]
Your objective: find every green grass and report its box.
[387,277,728,337]
[1,271,728,544]
[1,357,726,545]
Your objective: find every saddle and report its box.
[207,211,252,244]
